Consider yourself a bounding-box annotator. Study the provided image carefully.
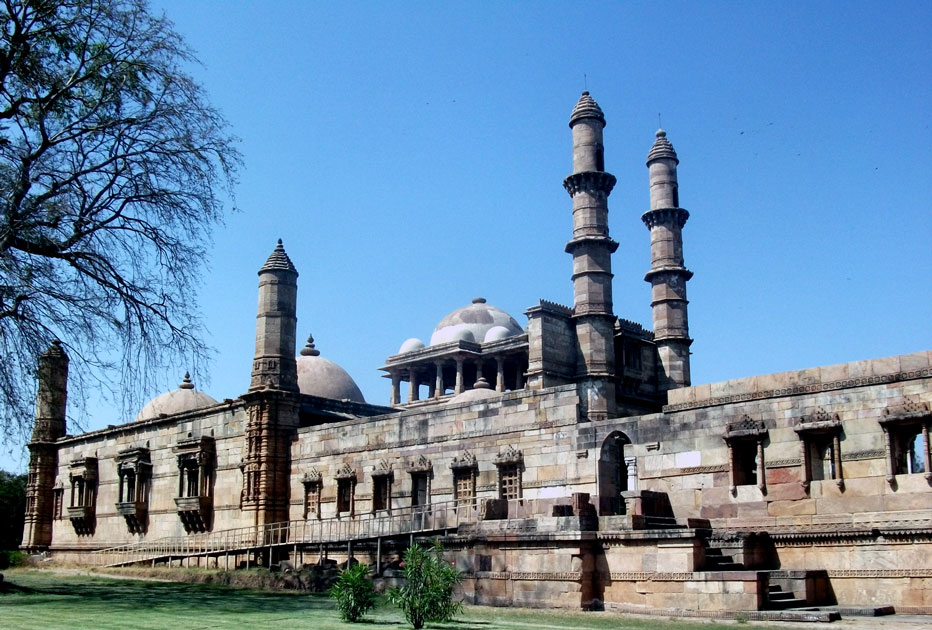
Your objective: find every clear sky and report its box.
[3,1,931,471]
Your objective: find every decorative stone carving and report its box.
[406,454,432,473]
[794,409,844,491]
[335,462,356,480]
[493,445,523,466]
[879,402,931,484]
[450,450,478,470]
[173,436,214,533]
[67,457,97,535]
[723,416,768,495]
[115,447,151,534]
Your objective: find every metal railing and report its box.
[93,499,480,567]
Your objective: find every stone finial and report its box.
[473,377,492,390]
[258,239,298,274]
[647,128,679,164]
[472,297,487,304]
[179,372,194,390]
[301,334,320,357]
[569,90,605,127]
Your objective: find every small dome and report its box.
[135,373,218,422]
[429,298,522,346]
[296,335,365,403]
[398,338,426,354]
[450,377,501,404]
[483,325,513,343]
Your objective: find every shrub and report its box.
[389,543,462,629]
[0,551,28,569]
[329,562,376,622]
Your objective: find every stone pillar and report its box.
[408,370,419,402]
[643,130,693,391]
[495,357,505,393]
[434,362,443,399]
[564,91,617,421]
[455,358,465,394]
[22,340,69,552]
[250,240,299,393]
[390,372,401,406]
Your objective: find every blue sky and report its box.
[3,1,931,471]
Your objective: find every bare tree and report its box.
[0,0,240,441]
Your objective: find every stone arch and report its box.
[598,431,631,515]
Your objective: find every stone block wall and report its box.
[290,385,583,520]
[48,402,249,552]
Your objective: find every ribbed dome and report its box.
[296,335,365,403]
[135,374,218,422]
[569,91,605,127]
[429,298,523,346]
[647,129,679,164]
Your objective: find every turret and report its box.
[643,129,692,391]
[249,239,299,392]
[22,340,69,551]
[563,92,618,421]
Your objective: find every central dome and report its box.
[429,298,523,346]
[135,373,218,422]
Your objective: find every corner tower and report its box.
[22,340,69,551]
[242,240,301,527]
[563,92,618,421]
[643,129,692,391]
[250,239,299,393]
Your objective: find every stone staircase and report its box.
[766,583,809,610]
[703,547,745,571]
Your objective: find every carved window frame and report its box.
[723,416,768,495]
[406,455,433,508]
[450,451,478,508]
[494,446,523,501]
[302,469,322,520]
[880,402,932,484]
[371,459,393,514]
[335,463,357,517]
[172,436,215,533]
[68,457,98,510]
[794,410,844,491]
[53,481,64,520]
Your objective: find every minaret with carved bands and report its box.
[564,92,617,421]
[243,240,300,527]
[643,129,692,391]
[22,340,69,551]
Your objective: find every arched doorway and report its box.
[598,431,631,515]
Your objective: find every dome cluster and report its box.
[398,297,524,353]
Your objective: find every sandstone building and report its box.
[21,92,932,617]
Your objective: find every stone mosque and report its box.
[21,92,932,617]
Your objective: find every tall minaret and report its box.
[563,91,618,421]
[249,239,299,392]
[643,129,692,391]
[22,340,69,551]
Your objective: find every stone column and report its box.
[455,358,465,394]
[390,372,401,406]
[434,362,444,399]
[408,370,419,402]
[495,357,505,393]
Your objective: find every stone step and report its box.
[767,597,810,610]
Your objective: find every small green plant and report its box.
[389,542,462,629]
[0,550,28,569]
[328,562,376,622]
[734,611,750,624]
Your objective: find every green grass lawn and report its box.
[0,569,778,630]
